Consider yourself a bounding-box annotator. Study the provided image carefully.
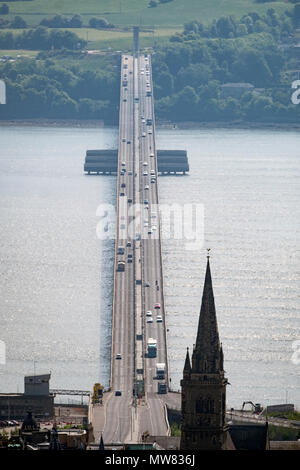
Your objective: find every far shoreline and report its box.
[0,118,300,131]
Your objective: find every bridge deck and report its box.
[90,54,170,444]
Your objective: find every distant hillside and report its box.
[3,0,292,28]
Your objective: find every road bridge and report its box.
[89,53,181,445]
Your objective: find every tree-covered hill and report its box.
[0,6,299,124]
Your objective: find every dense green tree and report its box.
[216,16,237,38]
[0,31,13,48]
[153,70,174,98]
[176,63,211,90]
[232,48,273,86]
[10,16,27,29]
[69,15,83,28]
[0,4,9,15]
[0,18,9,28]
[89,17,113,29]
[292,4,300,27]
[173,85,199,119]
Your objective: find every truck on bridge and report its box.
[147,338,157,358]
[157,382,167,394]
[156,363,166,379]
[117,261,125,272]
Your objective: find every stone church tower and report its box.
[180,256,229,450]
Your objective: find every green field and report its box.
[3,0,292,28]
[74,27,175,50]
[0,27,175,52]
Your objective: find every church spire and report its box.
[183,347,191,378]
[192,255,221,373]
[180,254,228,450]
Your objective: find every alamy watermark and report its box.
[291,340,300,365]
[0,340,6,365]
[0,80,6,104]
[96,201,204,251]
[291,80,300,105]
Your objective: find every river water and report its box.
[0,125,299,408]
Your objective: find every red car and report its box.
[154,303,161,309]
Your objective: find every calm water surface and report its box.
[0,125,299,408]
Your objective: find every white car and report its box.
[146,310,152,316]
[146,316,153,323]
[143,171,148,176]
[156,315,163,323]
[143,161,148,166]
[152,225,157,231]
[144,185,149,190]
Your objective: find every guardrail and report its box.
[149,55,170,390]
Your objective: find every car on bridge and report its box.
[154,303,161,309]
[146,310,152,316]
[146,317,153,323]
[116,354,122,360]
[156,315,163,323]
[115,390,122,396]
[117,261,125,272]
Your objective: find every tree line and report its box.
[0,10,115,30]
[0,51,119,121]
[0,26,86,50]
